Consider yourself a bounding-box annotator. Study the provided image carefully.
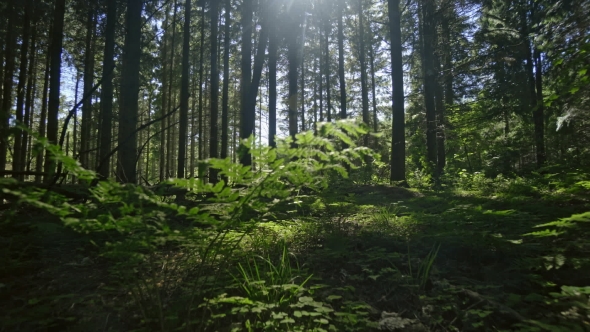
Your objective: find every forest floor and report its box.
[1,180,590,331]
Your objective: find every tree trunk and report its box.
[239,0,253,164]
[44,0,66,182]
[325,18,332,122]
[533,48,545,166]
[98,0,116,179]
[221,0,231,156]
[35,44,50,183]
[22,21,38,179]
[419,0,438,176]
[337,3,346,119]
[0,0,16,173]
[286,3,303,140]
[178,0,191,179]
[268,0,278,147]
[358,0,369,146]
[81,8,95,170]
[520,8,544,167]
[13,0,32,179]
[198,5,205,161]
[116,0,143,183]
[388,0,406,183]
[369,43,378,133]
[159,3,170,181]
[166,0,179,178]
[301,50,306,132]
[318,23,324,122]
[247,14,268,136]
[209,0,219,183]
[434,55,446,175]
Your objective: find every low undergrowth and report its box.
[1,122,589,331]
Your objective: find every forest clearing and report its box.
[1,0,589,330]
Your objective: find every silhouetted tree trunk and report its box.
[419,0,438,176]
[178,0,191,179]
[35,45,50,183]
[434,54,446,175]
[318,23,324,122]
[358,0,369,145]
[166,0,179,178]
[0,0,16,173]
[369,44,378,133]
[44,0,66,182]
[325,16,332,122]
[268,0,278,147]
[388,0,406,183]
[301,50,306,132]
[12,0,32,179]
[81,8,95,169]
[286,3,303,139]
[22,20,38,177]
[98,0,116,179]
[159,3,170,181]
[209,0,219,183]
[520,7,545,167]
[221,0,231,156]
[198,5,205,161]
[337,2,346,119]
[240,0,253,164]
[116,0,143,183]
[534,48,545,166]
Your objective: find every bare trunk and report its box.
[358,0,369,146]
[419,0,438,176]
[98,0,116,179]
[239,0,253,164]
[44,0,66,182]
[81,8,95,169]
[116,0,143,183]
[209,0,219,183]
[178,0,191,179]
[337,3,346,119]
[388,0,406,183]
[0,0,16,172]
[221,0,231,156]
[13,0,32,179]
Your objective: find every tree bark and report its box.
[0,0,16,173]
[434,55,446,175]
[178,0,191,179]
[198,5,205,161]
[166,0,179,178]
[98,0,116,179]
[44,0,66,182]
[221,0,231,156]
[324,17,332,122]
[318,23,324,122]
[81,8,95,170]
[23,21,38,178]
[388,0,406,183]
[13,0,33,179]
[268,0,278,147]
[159,3,170,181]
[419,0,438,176]
[358,0,369,146]
[239,0,253,164]
[35,43,51,183]
[116,0,143,183]
[337,2,346,119]
[209,0,219,183]
[369,43,378,133]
